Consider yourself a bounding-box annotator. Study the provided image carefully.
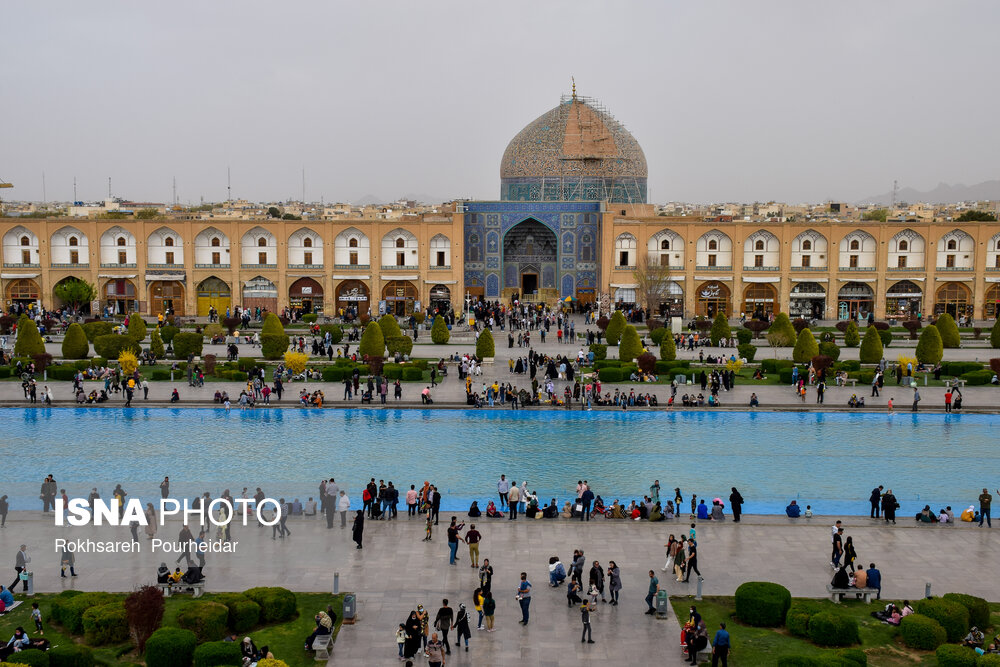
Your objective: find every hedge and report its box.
[193,641,243,667]
[47,645,95,667]
[785,600,825,638]
[776,653,863,667]
[899,613,947,650]
[212,593,262,632]
[589,343,607,361]
[82,602,129,645]
[935,644,978,667]
[172,332,204,360]
[942,593,990,629]
[762,359,795,373]
[322,367,346,382]
[242,587,297,623]
[151,370,170,381]
[176,601,229,643]
[382,364,403,380]
[738,343,757,361]
[48,365,78,381]
[386,335,413,356]
[81,321,113,342]
[943,361,986,375]
[260,334,290,360]
[93,334,140,360]
[301,313,318,324]
[915,597,969,642]
[0,367,11,378]
[598,367,623,383]
[402,367,423,381]
[961,370,995,385]
[7,651,50,667]
[145,627,197,667]
[808,612,859,647]
[734,581,791,627]
[237,358,258,371]
[978,655,1000,666]
[52,591,122,633]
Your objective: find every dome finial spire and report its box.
[571,76,576,100]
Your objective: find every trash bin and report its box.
[343,593,356,620]
[655,590,669,618]
[22,570,34,596]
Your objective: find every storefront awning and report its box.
[98,274,137,279]
[609,283,638,289]
[381,275,418,281]
[694,276,732,281]
[742,277,780,283]
[145,274,186,282]
[935,276,973,282]
[332,275,370,280]
[424,280,458,285]
[1,273,39,279]
[790,277,828,283]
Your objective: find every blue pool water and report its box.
[1,408,996,516]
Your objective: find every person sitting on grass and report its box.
[304,611,334,651]
[963,627,985,649]
[240,637,260,662]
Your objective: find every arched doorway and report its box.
[502,219,557,300]
[984,284,1000,320]
[743,283,778,320]
[335,280,369,321]
[837,282,874,320]
[658,281,684,317]
[615,287,636,309]
[885,280,923,320]
[5,278,40,310]
[103,278,136,315]
[789,282,825,320]
[242,276,278,314]
[382,280,418,316]
[289,277,324,314]
[934,282,972,318]
[429,284,452,313]
[695,281,730,318]
[148,281,185,316]
[196,277,231,317]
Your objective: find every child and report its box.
[588,583,599,606]
[887,397,893,413]
[395,623,406,659]
[169,567,183,583]
[689,523,696,540]
[31,602,43,635]
[804,505,813,518]
[422,515,433,542]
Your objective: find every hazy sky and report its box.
[3,1,997,205]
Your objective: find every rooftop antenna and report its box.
[227,167,231,203]
[73,177,77,203]
[302,166,306,203]
[173,177,177,206]
[42,171,46,204]
[108,177,112,199]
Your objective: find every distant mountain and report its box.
[858,180,1000,205]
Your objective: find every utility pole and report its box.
[302,167,306,203]
[41,171,46,204]
[173,177,177,207]
[108,177,112,199]
[227,167,232,203]
[73,177,77,203]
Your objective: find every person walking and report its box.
[446,517,465,565]
[978,488,992,528]
[433,600,454,655]
[911,387,920,412]
[160,476,170,499]
[831,527,844,569]
[882,490,897,524]
[516,572,532,625]
[607,561,622,606]
[588,561,606,603]
[684,541,702,582]
[452,603,471,652]
[844,535,858,572]
[425,632,445,667]
[869,486,883,518]
[352,510,364,549]
[729,487,744,522]
[711,622,731,667]
[11,545,30,592]
[482,590,496,632]
[580,600,595,644]
[644,570,659,615]
[338,490,350,528]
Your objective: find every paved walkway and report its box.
[2,511,996,665]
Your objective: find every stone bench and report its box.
[845,378,858,387]
[312,633,333,661]
[158,581,205,598]
[826,584,878,603]
[944,379,967,388]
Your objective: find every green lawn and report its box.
[669,595,1000,666]
[0,592,343,667]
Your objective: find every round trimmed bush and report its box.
[618,325,642,362]
[301,313,317,324]
[213,593,262,632]
[785,600,825,638]
[936,313,961,348]
[47,645,95,667]
[916,598,969,642]
[589,343,607,361]
[605,311,627,345]
[942,593,990,630]
[401,367,423,381]
[242,587,297,623]
[93,334,140,360]
[256,661,289,667]
[81,320,113,342]
[598,367,623,383]
[260,333,290,360]
[900,613,947,650]
[650,328,668,345]
[82,601,129,645]
[146,627,197,667]
[385,335,413,356]
[262,312,284,335]
[978,654,1000,666]
[55,592,122,633]
[176,601,229,642]
[734,581,791,627]
[321,367,345,382]
[378,314,402,339]
[738,343,756,361]
[359,321,385,358]
[936,644,978,667]
[193,641,243,667]
[476,328,495,358]
[320,324,343,344]
[808,611,859,647]
[172,332,204,360]
[61,323,90,359]
[431,316,450,344]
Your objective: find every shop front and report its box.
[335,279,370,321]
[885,280,922,320]
[788,282,825,320]
[695,281,730,318]
[837,282,874,321]
[743,282,778,320]
[289,277,324,314]
[382,280,418,316]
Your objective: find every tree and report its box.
[637,352,657,374]
[118,349,139,376]
[793,328,819,363]
[710,312,731,346]
[660,331,676,361]
[859,325,884,363]
[135,208,159,219]
[811,354,834,376]
[955,210,997,222]
[54,278,96,313]
[149,328,165,359]
[632,252,675,313]
[262,312,284,335]
[618,325,643,362]
[768,312,796,347]
[267,206,282,219]
[743,320,769,340]
[844,321,860,347]
[862,208,888,222]
[916,324,944,365]
[124,585,165,653]
[934,313,961,348]
[128,313,147,341]
[283,351,308,375]
[378,314,402,339]
[281,212,302,220]
[431,315,450,344]
[359,321,385,359]
[605,311,627,345]
[61,322,90,359]
[991,318,1000,349]
[476,328,495,358]
[14,315,45,357]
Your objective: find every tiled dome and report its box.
[500,95,647,203]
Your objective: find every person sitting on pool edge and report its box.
[785,500,801,518]
[749,392,759,407]
[696,499,709,520]
[468,501,481,517]
[542,499,559,518]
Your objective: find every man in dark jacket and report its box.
[870,486,883,518]
[580,487,594,522]
[866,563,882,599]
